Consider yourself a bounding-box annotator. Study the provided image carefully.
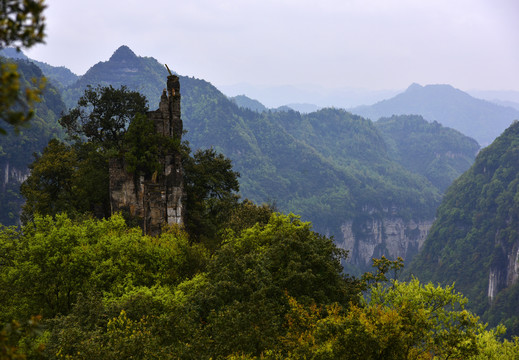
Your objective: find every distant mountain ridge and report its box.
[231,95,319,114]
[487,99,519,112]
[219,82,400,109]
[351,83,519,146]
[230,95,267,112]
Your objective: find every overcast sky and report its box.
[25,0,519,94]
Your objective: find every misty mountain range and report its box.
[350,83,519,146]
[3,46,519,147]
[230,83,519,147]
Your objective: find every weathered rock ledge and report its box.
[336,215,434,268]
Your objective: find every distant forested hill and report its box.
[406,120,519,335]
[351,83,519,146]
[0,58,66,225]
[231,95,268,112]
[375,115,480,191]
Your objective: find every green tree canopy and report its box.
[183,147,241,245]
[0,213,204,323]
[263,278,518,360]
[0,213,518,359]
[20,139,110,223]
[59,84,148,150]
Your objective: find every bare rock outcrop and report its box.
[337,212,433,268]
[109,75,184,236]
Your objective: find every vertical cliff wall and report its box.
[488,237,519,302]
[0,160,30,225]
[336,211,433,269]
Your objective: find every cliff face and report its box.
[2,160,30,189]
[488,236,519,302]
[336,213,433,269]
[0,160,30,225]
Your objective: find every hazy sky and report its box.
[25,0,519,92]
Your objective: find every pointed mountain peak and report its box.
[406,83,423,92]
[109,45,138,62]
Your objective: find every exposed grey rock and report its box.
[337,213,433,268]
[109,75,184,236]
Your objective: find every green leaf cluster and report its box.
[261,279,518,360]
[124,113,180,176]
[20,139,110,222]
[0,212,356,359]
[59,84,149,151]
[0,213,204,323]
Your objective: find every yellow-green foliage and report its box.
[1,213,517,359]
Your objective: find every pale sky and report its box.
[25,0,519,94]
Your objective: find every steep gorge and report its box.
[407,121,519,334]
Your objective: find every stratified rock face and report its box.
[109,75,184,236]
[488,238,519,302]
[337,214,433,268]
[2,161,30,189]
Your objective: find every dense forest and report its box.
[2,195,518,357]
[374,115,480,192]
[3,212,519,359]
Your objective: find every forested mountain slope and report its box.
[180,78,441,235]
[0,47,79,89]
[351,83,519,146]
[0,58,66,225]
[407,120,519,335]
[375,115,480,191]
